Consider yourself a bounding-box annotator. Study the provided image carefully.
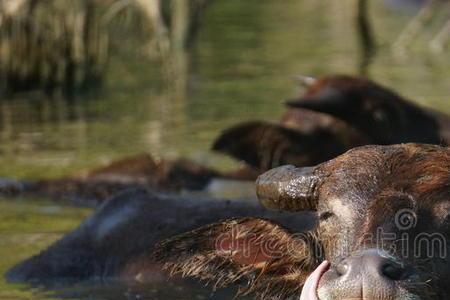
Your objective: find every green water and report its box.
[1,0,450,299]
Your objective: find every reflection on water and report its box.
[1,0,450,299]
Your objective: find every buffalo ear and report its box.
[286,86,347,115]
[212,121,314,171]
[154,218,322,299]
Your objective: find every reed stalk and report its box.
[0,0,108,95]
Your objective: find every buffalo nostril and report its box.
[381,263,407,281]
[335,261,349,277]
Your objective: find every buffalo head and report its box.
[156,144,450,299]
[286,75,443,144]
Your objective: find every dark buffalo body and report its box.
[6,189,314,284]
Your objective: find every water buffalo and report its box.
[213,108,368,172]
[287,75,450,144]
[7,143,450,300]
[158,143,450,299]
[214,75,450,172]
[0,153,259,205]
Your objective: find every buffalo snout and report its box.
[318,249,420,300]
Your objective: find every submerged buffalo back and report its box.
[6,188,315,283]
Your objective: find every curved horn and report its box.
[293,75,316,87]
[256,165,319,211]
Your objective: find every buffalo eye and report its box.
[319,211,335,221]
[373,108,388,122]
